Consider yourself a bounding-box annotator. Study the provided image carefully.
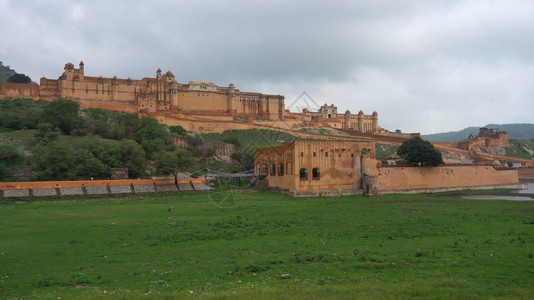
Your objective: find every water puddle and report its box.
[457,179,534,201]
[462,195,533,201]
[513,180,534,194]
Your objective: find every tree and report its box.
[31,140,75,180]
[154,149,195,184]
[397,136,444,167]
[7,73,32,83]
[40,99,86,135]
[73,150,109,179]
[0,144,24,180]
[137,117,174,156]
[169,125,188,136]
[34,122,60,145]
[118,139,147,178]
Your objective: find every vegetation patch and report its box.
[0,190,533,298]
[202,129,297,149]
[506,139,534,160]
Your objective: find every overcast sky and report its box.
[1,0,533,134]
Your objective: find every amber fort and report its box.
[0,61,530,196]
[0,61,391,135]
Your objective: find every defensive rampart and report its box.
[0,82,39,100]
[378,164,519,193]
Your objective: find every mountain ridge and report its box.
[0,61,18,82]
[423,123,534,142]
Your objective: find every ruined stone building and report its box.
[458,128,509,150]
[254,140,378,194]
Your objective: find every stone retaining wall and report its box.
[0,178,209,198]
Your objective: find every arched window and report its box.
[270,163,275,176]
[299,168,308,181]
[278,163,284,176]
[312,168,320,180]
[262,163,268,175]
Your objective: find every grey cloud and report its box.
[1,0,533,134]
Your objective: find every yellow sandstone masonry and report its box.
[1,61,385,133]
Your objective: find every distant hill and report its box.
[423,124,534,141]
[0,61,18,82]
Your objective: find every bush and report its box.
[7,73,32,83]
[169,125,188,136]
[223,137,241,147]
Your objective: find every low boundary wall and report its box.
[0,178,211,198]
[378,165,519,193]
[519,167,534,179]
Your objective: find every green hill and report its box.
[0,61,18,82]
[423,124,534,142]
[201,129,297,149]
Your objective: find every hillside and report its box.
[201,129,297,149]
[423,124,534,141]
[0,61,18,82]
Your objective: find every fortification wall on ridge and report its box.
[0,82,39,100]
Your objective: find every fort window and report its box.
[313,152,316,157]
[312,168,320,180]
[299,168,308,181]
[325,152,328,157]
[270,163,275,176]
[300,152,304,157]
[277,163,284,176]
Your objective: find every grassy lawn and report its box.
[0,190,533,299]
[201,129,296,149]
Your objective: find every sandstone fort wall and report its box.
[0,82,39,100]
[378,165,518,192]
[1,62,385,134]
[518,167,534,178]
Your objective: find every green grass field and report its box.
[1,190,533,299]
[201,129,296,149]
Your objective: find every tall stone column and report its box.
[372,111,378,132]
[228,83,235,115]
[358,111,364,132]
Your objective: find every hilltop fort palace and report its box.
[0,61,388,134]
